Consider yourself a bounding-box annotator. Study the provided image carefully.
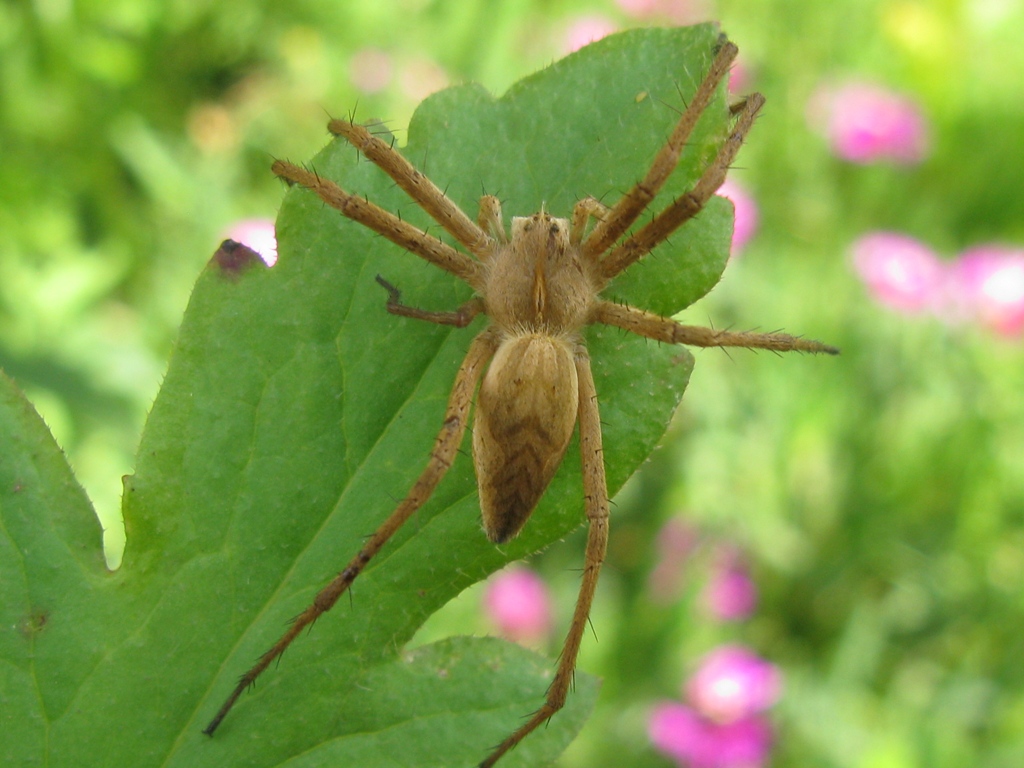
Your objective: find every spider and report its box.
[203,37,836,766]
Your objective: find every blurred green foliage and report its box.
[3,0,1024,767]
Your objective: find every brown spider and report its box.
[203,38,836,766]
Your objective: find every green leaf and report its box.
[0,371,113,765]
[1,25,733,767]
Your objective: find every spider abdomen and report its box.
[473,333,579,543]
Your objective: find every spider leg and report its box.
[476,195,507,246]
[203,327,501,737]
[375,275,486,327]
[329,119,494,259]
[597,93,765,282]
[581,41,739,260]
[479,345,610,768]
[592,301,839,354]
[273,160,485,290]
[571,197,610,247]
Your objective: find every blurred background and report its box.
[2,0,1023,766]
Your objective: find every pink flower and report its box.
[349,48,393,94]
[398,57,448,101]
[224,218,277,266]
[685,645,782,724]
[853,232,1024,335]
[647,518,700,603]
[649,702,774,768]
[717,178,759,256]
[614,0,709,24]
[615,0,662,16]
[728,58,751,94]
[852,231,945,314]
[562,15,618,53]
[701,551,757,622]
[810,81,929,164]
[484,567,553,645]
[948,246,1024,337]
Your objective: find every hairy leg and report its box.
[477,195,507,245]
[272,160,485,289]
[479,346,610,767]
[203,327,501,736]
[597,93,765,282]
[329,119,494,259]
[592,300,839,354]
[571,197,609,247]
[375,275,485,327]
[581,41,739,260]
